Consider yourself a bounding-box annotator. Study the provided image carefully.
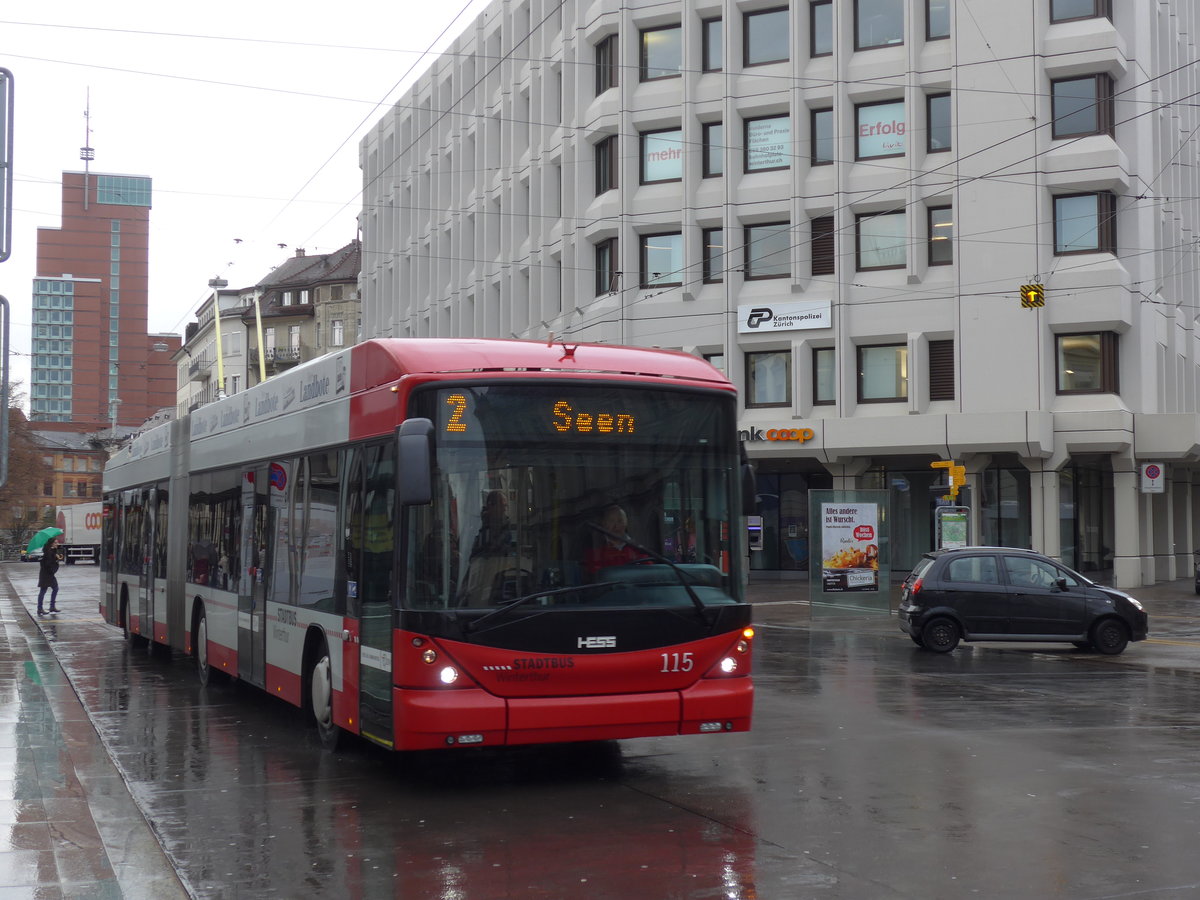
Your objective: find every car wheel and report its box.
[1090,618,1129,655]
[921,617,960,653]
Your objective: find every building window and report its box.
[813,347,835,405]
[744,7,789,66]
[745,222,791,280]
[595,135,618,195]
[703,123,724,177]
[745,115,791,172]
[856,0,904,50]
[927,0,950,39]
[856,211,907,270]
[927,93,951,152]
[811,1,833,56]
[641,25,682,81]
[1054,192,1116,255]
[811,215,836,276]
[595,34,618,95]
[641,129,684,183]
[96,175,152,206]
[289,325,301,351]
[702,18,723,71]
[1050,0,1111,23]
[1056,332,1118,394]
[704,352,726,374]
[858,344,908,402]
[812,108,834,165]
[703,228,724,283]
[928,340,954,400]
[857,99,906,159]
[1051,74,1114,139]
[640,232,683,287]
[330,285,343,301]
[928,206,953,265]
[332,319,345,346]
[595,238,618,295]
[281,291,293,307]
[746,351,792,408]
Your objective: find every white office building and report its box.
[360,0,1200,587]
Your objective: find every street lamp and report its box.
[209,278,229,399]
[108,397,122,440]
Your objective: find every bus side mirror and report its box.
[397,418,434,506]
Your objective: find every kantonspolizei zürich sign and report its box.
[737,300,831,333]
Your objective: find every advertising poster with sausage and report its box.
[821,503,879,592]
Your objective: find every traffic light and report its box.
[1020,283,1045,309]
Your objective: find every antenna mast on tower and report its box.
[81,89,94,210]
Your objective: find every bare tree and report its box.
[0,384,54,554]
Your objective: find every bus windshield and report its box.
[404,383,741,612]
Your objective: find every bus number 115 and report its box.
[661,652,694,673]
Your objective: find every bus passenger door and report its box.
[142,487,158,641]
[351,443,396,747]
[238,466,271,688]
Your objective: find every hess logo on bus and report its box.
[578,635,616,649]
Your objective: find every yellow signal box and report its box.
[949,465,966,499]
[1020,283,1045,309]
[931,460,967,500]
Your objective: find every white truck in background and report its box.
[56,501,103,565]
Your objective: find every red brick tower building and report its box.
[32,171,179,431]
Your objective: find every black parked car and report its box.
[898,547,1148,655]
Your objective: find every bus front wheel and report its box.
[308,638,342,751]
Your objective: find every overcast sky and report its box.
[0,0,492,398]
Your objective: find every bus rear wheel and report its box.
[195,605,216,686]
[308,639,341,751]
[121,595,146,649]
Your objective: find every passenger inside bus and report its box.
[462,490,530,604]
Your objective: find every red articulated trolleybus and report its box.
[100,338,755,751]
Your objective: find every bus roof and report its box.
[105,339,733,480]
[350,339,731,392]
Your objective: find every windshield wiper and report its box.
[465,581,621,634]
[587,523,712,624]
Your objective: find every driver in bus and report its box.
[584,504,646,575]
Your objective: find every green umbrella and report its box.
[26,527,63,554]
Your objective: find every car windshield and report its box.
[403,382,742,612]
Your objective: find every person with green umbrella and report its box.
[37,535,62,616]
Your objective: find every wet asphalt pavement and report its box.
[3,563,1200,898]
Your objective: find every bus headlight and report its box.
[719,656,738,674]
[439,666,459,685]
